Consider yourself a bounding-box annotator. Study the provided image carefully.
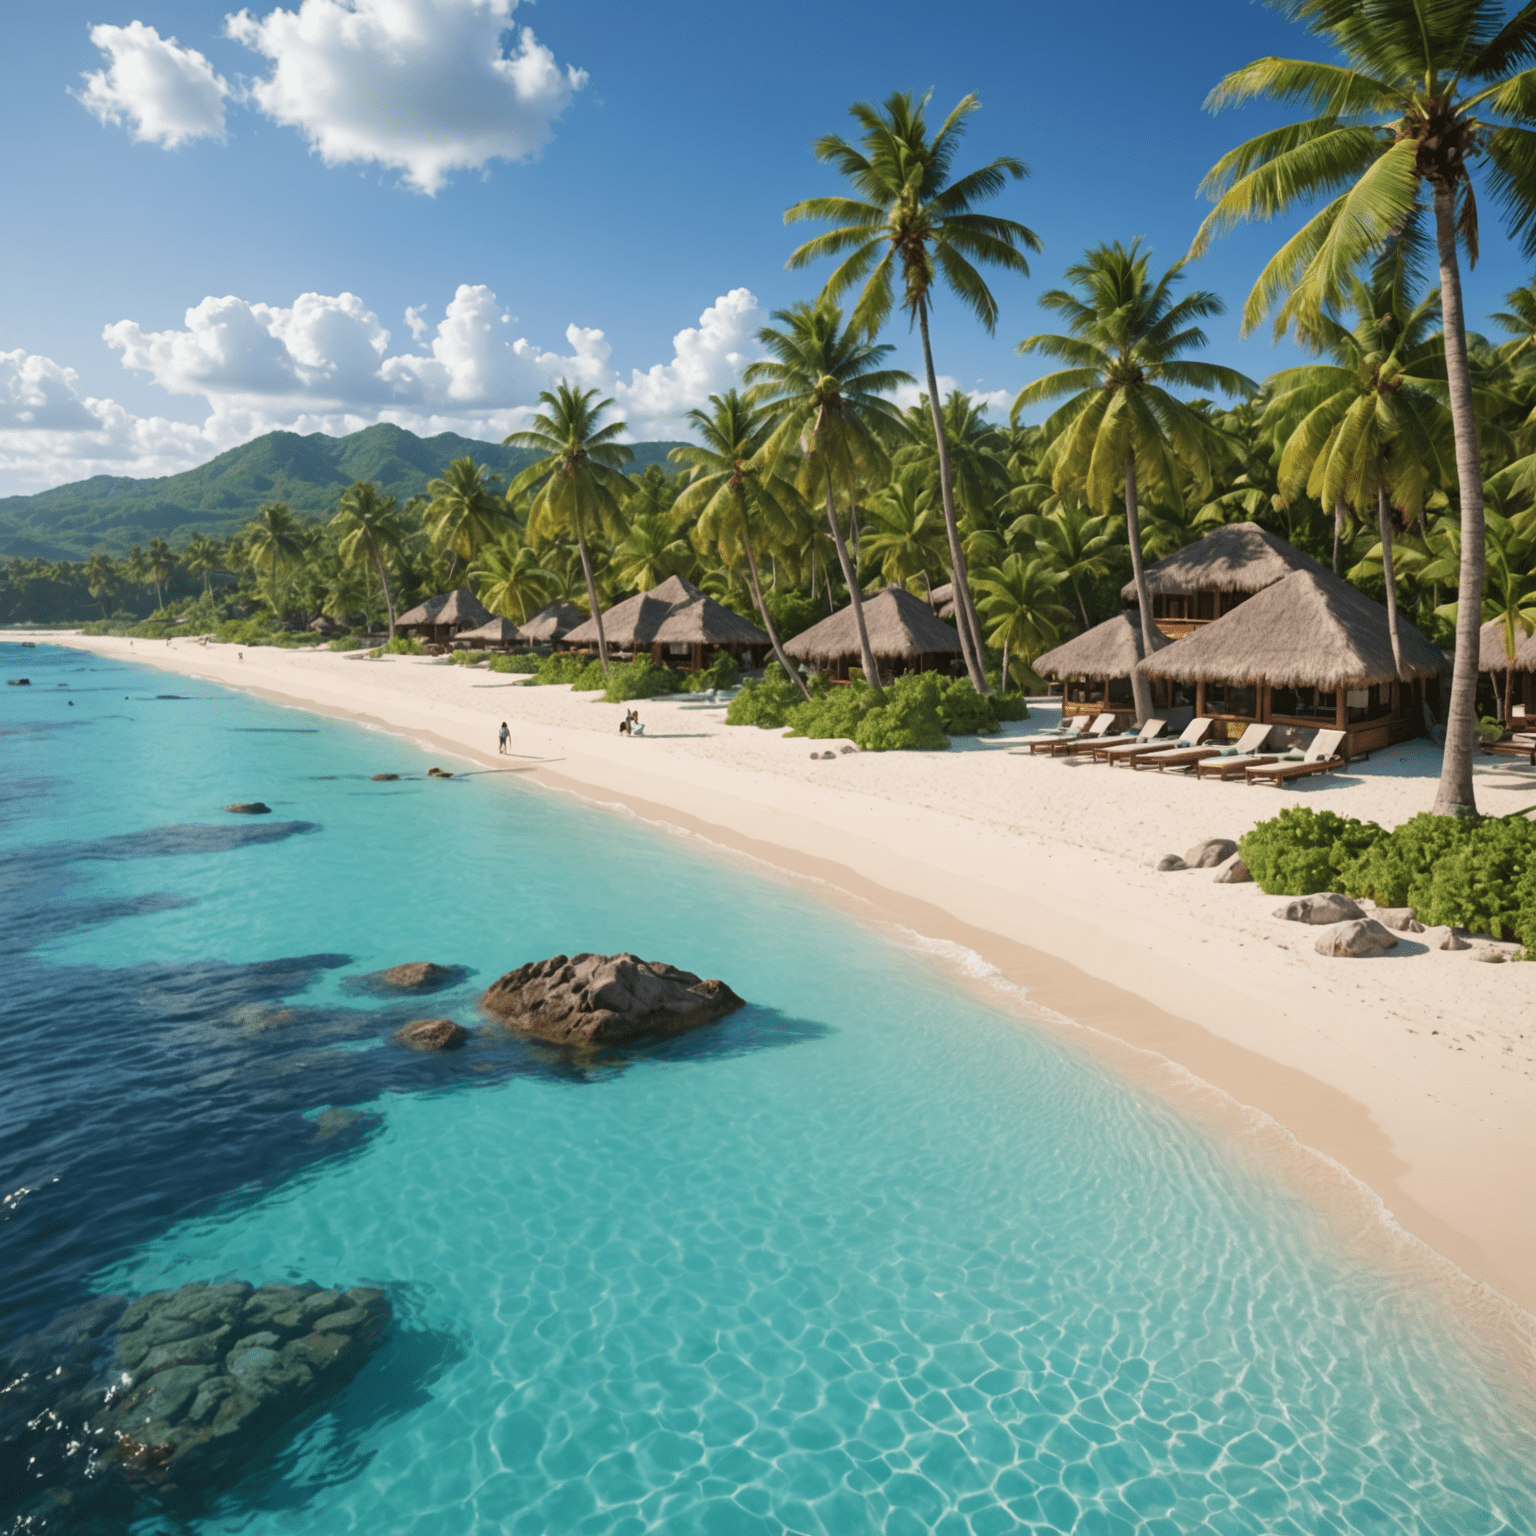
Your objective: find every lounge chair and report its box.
[1195,725,1281,780]
[1027,712,1123,757]
[1479,736,1536,764]
[1123,718,1217,771]
[1023,712,1093,755]
[1090,717,1171,764]
[1244,728,1348,786]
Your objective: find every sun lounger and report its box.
[1479,737,1536,763]
[1027,712,1123,756]
[1140,721,1270,774]
[1194,725,1280,780]
[1023,712,1093,755]
[1123,718,1217,770]
[1090,717,1171,763]
[1244,729,1348,786]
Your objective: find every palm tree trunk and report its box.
[1073,581,1090,633]
[1430,182,1486,816]
[1377,485,1405,678]
[1124,449,1157,724]
[1504,656,1513,726]
[1001,637,1011,692]
[824,475,884,698]
[741,521,811,701]
[368,533,397,640]
[1333,503,1346,574]
[916,298,988,693]
[576,533,609,675]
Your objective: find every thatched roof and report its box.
[306,614,343,634]
[1479,616,1536,672]
[1122,522,1327,602]
[563,574,764,647]
[1137,567,1446,687]
[517,601,587,642]
[1033,612,1148,679]
[456,617,523,644]
[395,588,492,630]
[928,581,956,619]
[784,585,964,664]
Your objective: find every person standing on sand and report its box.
[498,721,509,755]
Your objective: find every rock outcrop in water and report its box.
[479,952,744,1046]
[223,802,272,815]
[373,961,454,993]
[395,1017,467,1050]
[2,1280,389,1528]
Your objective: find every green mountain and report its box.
[0,423,691,559]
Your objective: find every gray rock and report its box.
[310,1307,369,1336]
[371,773,399,781]
[479,952,745,1047]
[375,961,453,993]
[157,1282,252,1325]
[223,802,271,815]
[394,1016,467,1051]
[1274,893,1365,925]
[186,1374,238,1424]
[1154,854,1186,872]
[135,1326,230,1379]
[1373,907,1425,932]
[1185,837,1238,869]
[1314,919,1399,958]
[1213,856,1253,884]
[121,1364,219,1423]
[1424,927,1471,951]
[228,1331,282,1355]
[839,745,858,754]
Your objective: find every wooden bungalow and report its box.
[1031,612,1192,728]
[1478,617,1536,721]
[519,601,587,645]
[1125,522,1328,638]
[1136,567,1446,758]
[563,575,769,671]
[394,588,492,646]
[454,616,523,651]
[928,582,957,619]
[784,585,964,682]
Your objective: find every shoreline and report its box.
[11,631,1536,1322]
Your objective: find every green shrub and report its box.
[486,653,522,673]
[449,648,485,665]
[602,657,680,703]
[762,591,824,642]
[1477,715,1506,743]
[528,652,606,688]
[380,635,427,655]
[1237,808,1387,896]
[936,679,999,736]
[785,679,883,740]
[726,663,818,728]
[992,692,1030,722]
[681,651,740,692]
[854,673,950,751]
[328,636,368,652]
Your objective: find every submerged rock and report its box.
[1184,837,1237,869]
[1314,919,1398,958]
[480,952,744,1046]
[223,802,272,815]
[376,961,453,993]
[395,1017,467,1051]
[371,773,399,781]
[1274,892,1364,925]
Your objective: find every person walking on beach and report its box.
[498,721,509,755]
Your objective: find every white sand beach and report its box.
[20,632,1536,1316]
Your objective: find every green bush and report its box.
[1478,715,1506,743]
[785,679,883,740]
[726,663,819,728]
[854,673,950,752]
[380,635,427,655]
[762,591,824,642]
[1237,808,1387,896]
[681,651,740,692]
[602,657,680,703]
[992,692,1030,722]
[936,679,999,736]
[529,652,606,689]
[328,636,368,652]
[486,653,522,673]
[448,648,485,665]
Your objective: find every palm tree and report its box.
[244,503,307,613]
[785,89,1041,693]
[1012,241,1256,721]
[670,390,814,698]
[973,554,1072,688]
[124,545,152,609]
[1008,500,1118,631]
[331,481,405,638]
[181,534,222,598]
[469,533,560,622]
[424,459,507,577]
[611,512,696,592]
[146,538,176,611]
[1190,0,1536,812]
[1264,263,1454,677]
[505,383,635,675]
[84,551,118,618]
[1479,509,1536,722]
[863,464,949,599]
[745,300,912,696]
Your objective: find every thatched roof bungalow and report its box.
[517,601,587,644]
[563,574,769,670]
[1123,522,1327,638]
[928,581,957,619]
[1032,612,1158,724]
[1479,616,1536,720]
[455,616,523,650]
[395,588,492,644]
[784,585,963,681]
[1137,567,1445,755]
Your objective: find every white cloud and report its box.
[226,0,587,193]
[893,375,1014,420]
[0,284,764,495]
[75,21,229,148]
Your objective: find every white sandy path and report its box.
[16,633,1536,1317]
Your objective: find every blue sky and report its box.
[1,0,1531,496]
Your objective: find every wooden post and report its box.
[1195,679,1205,719]
[1335,686,1348,729]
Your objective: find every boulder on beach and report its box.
[1184,837,1238,869]
[395,1017,467,1051]
[1153,854,1186,872]
[1373,907,1426,933]
[1213,856,1252,884]
[1274,893,1364,925]
[1314,918,1398,958]
[223,802,271,815]
[480,952,745,1046]
[1423,926,1471,951]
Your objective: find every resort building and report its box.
[394,588,493,647]
[785,584,964,682]
[563,574,770,671]
[1137,566,1446,757]
[1479,617,1536,722]
[1124,521,1327,638]
[453,617,523,651]
[516,601,587,645]
[1032,611,1157,725]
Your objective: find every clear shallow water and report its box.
[3,640,1535,1536]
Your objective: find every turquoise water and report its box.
[3,640,1535,1535]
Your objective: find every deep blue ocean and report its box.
[2,638,1534,1536]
